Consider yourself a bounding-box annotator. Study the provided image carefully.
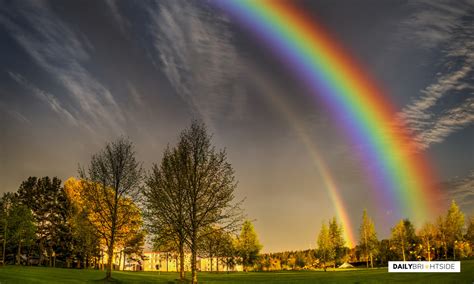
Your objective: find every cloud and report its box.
[0,1,126,135]
[442,170,474,215]
[104,0,130,36]
[0,102,31,125]
[145,0,244,125]
[8,72,78,126]
[398,0,474,150]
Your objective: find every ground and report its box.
[0,261,473,283]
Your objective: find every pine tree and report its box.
[444,200,464,260]
[236,220,262,272]
[328,217,345,268]
[358,209,378,267]
[317,222,334,271]
[391,219,416,261]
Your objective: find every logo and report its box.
[388,261,460,273]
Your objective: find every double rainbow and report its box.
[216,0,443,243]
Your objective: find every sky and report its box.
[0,0,473,252]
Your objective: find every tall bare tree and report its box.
[145,121,241,283]
[144,146,189,280]
[80,137,143,280]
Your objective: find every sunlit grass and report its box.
[0,261,473,283]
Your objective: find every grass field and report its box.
[0,261,473,283]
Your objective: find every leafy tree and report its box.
[219,232,237,272]
[466,216,474,246]
[152,234,181,273]
[391,219,417,261]
[236,220,262,272]
[17,176,71,266]
[8,204,36,265]
[79,138,143,280]
[358,209,378,268]
[200,226,231,272]
[0,192,15,265]
[444,200,464,260]
[317,222,334,271]
[418,222,437,261]
[328,217,345,268]
[64,178,101,268]
[122,230,145,270]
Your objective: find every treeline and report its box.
[256,203,473,271]
[1,120,473,282]
[0,121,262,284]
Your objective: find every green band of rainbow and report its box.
[216,0,443,230]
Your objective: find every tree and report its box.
[358,209,378,268]
[200,226,229,272]
[0,192,15,265]
[317,222,334,271]
[144,146,189,280]
[466,216,474,246]
[80,138,143,280]
[391,219,416,261]
[328,217,345,268]
[146,121,242,283]
[418,222,437,261]
[444,200,464,260]
[8,204,36,265]
[236,220,262,272]
[64,178,101,268]
[17,176,71,266]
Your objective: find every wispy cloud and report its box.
[442,170,474,214]
[145,0,244,125]
[0,101,31,125]
[398,0,474,150]
[104,0,130,36]
[0,1,125,135]
[8,72,78,126]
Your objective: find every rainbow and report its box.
[256,75,356,247]
[216,0,443,229]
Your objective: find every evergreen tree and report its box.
[391,219,417,261]
[444,200,464,260]
[358,209,378,268]
[236,220,262,272]
[328,217,345,268]
[317,222,334,271]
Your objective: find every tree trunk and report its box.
[106,238,115,279]
[16,241,21,265]
[191,242,198,284]
[122,252,126,271]
[179,243,185,280]
[453,242,456,260]
[427,242,431,261]
[210,254,213,272]
[216,257,219,272]
[118,249,123,271]
[2,219,6,266]
[370,252,373,268]
[402,242,406,262]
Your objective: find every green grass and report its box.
[0,261,473,283]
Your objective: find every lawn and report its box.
[0,261,473,283]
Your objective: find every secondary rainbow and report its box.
[257,77,356,247]
[216,0,443,225]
